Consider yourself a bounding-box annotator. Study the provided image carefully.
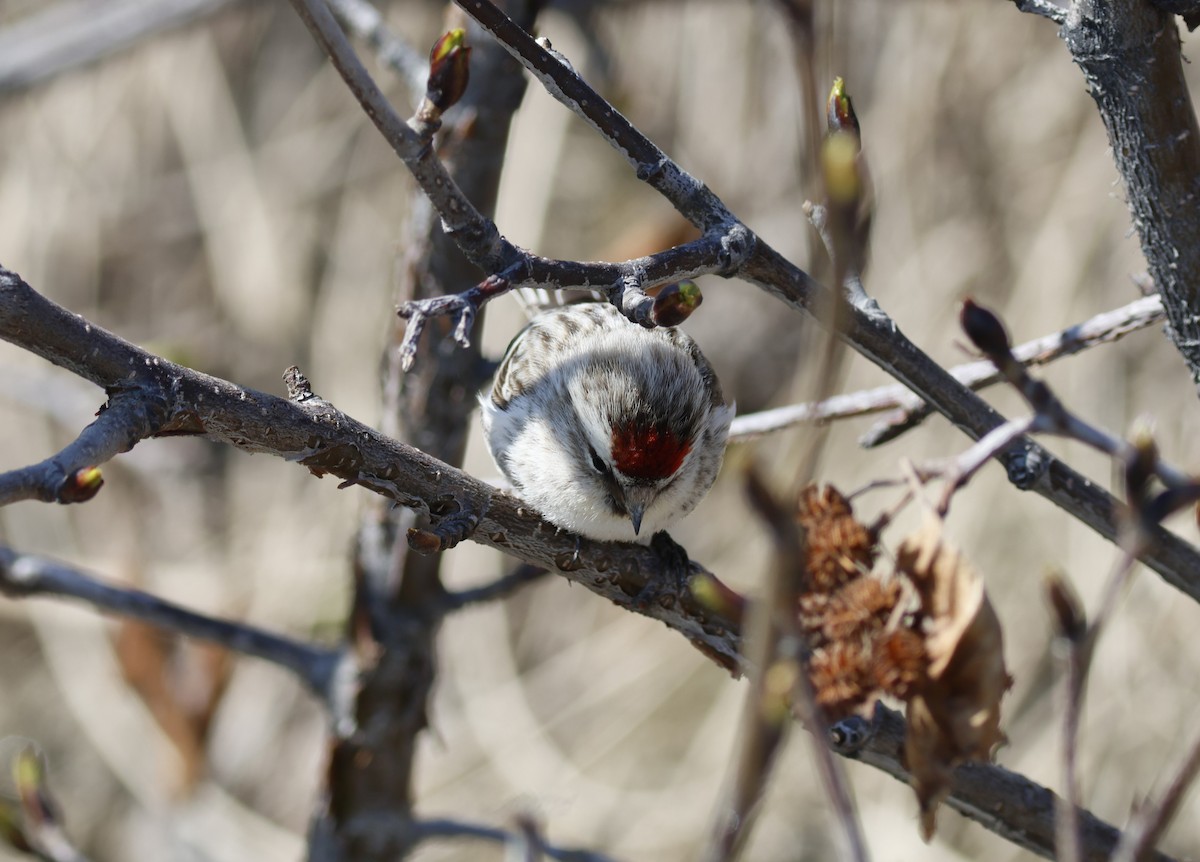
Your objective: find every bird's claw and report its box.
[633,531,693,609]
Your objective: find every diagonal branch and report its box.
[845,705,1175,862]
[0,545,347,708]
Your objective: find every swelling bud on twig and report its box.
[821,132,862,208]
[426,29,471,113]
[959,299,1013,360]
[651,280,703,327]
[1044,571,1086,642]
[58,466,103,503]
[820,79,873,276]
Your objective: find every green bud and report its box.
[426,29,471,113]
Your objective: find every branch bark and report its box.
[1055,0,1200,385]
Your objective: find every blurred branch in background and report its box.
[0,0,237,92]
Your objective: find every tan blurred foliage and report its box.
[1,1,1200,860]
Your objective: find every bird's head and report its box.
[585,419,692,536]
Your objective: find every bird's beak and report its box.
[628,501,645,536]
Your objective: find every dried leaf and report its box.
[896,518,1009,840]
[115,621,231,794]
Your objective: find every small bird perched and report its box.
[481,302,734,544]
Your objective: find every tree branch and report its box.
[0,545,347,708]
[844,705,1175,862]
[1056,0,1200,384]
[728,294,1164,443]
[1012,0,1069,24]
[0,392,165,505]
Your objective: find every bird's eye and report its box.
[588,446,608,474]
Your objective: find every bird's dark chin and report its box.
[606,495,628,518]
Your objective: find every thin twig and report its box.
[702,471,867,862]
[0,392,165,505]
[0,545,347,707]
[415,817,618,862]
[1111,726,1200,862]
[438,564,547,612]
[1012,0,1069,24]
[729,294,1164,443]
[326,0,427,104]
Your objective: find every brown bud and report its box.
[406,527,444,555]
[1044,571,1086,642]
[426,29,471,113]
[959,299,1012,359]
[651,280,703,327]
[1124,421,1158,513]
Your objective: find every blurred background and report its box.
[1,1,1199,860]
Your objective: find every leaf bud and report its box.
[426,29,471,113]
[821,131,862,209]
[651,280,703,327]
[959,299,1012,359]
[58,466,103,503]
[1044,571,1086,642]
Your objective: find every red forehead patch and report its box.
[611,423,691,480]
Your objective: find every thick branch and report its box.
[846,706,1174,862]
[0,268,744,671]
[1059,1,1200,384]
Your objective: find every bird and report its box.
[481,301,734,544]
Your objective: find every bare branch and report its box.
[287,0,508,270]
[414,816,618,862]
[729,294,1165,442]
[844,705,1176,862]
[0,268,746,672]
[1011,0,1069,24]
[1111,726,1200,862]
[437,564,547,612]
[0,392,165,505]
[1045,573,1088,862]
[0,545,347,709]
[1054,1,1200,383]
[326,0,426,104]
